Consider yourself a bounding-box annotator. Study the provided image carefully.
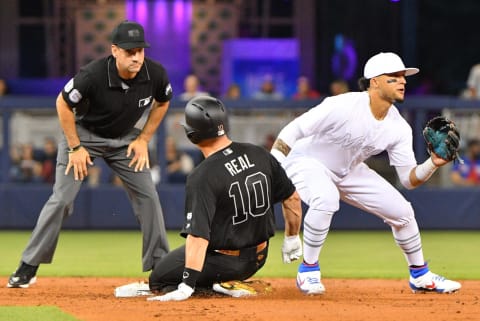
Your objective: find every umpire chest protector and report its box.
[62,56,171,138]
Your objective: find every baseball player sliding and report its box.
[271,52,461,295]
[115,96,303,300]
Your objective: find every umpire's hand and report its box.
[127,137,150,172]
[65,146,93,181]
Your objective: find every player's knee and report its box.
[385,201,415,228]
[309,196,339,213]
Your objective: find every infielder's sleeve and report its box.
[61,69,91,108]
[387,121,417,167]
[277,97,337,147]
[269,153,296,203]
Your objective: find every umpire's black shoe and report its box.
[7,262,38,288]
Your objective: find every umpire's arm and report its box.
[137,99,169,143]
[56,93,80,149]
[128,99,169,171]
[57,93,93,180]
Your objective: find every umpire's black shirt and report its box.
[61,55,173,138]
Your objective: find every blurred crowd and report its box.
[9,138,57,184]
[4,64,480,187]
[177,74,348,102]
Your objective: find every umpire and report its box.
[8,20,171,288]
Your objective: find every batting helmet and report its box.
[182,96,229,144]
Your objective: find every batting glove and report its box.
[282,235,302,263]
[147,283,194,302]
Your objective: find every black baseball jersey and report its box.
[61,56,172,138]
[181,142,296,250]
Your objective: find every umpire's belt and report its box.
[214,241,267,257]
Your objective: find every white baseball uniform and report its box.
[275,91,425,266]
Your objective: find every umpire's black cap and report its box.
[111,20,150,50]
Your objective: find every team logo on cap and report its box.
[217,124,225,136]
[128,29,140,38]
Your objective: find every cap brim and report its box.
[404,67,419,77]
[367,67,420,79]
[116,42,151,50]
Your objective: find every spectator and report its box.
[262,133,276,151]
[86,165,102,187]
[179,74,209,101]
[450,139,480,186]
[110,173,123,187]
[465,64,480,99]
[37,137,57,184]
[165,136,194,183]
[9,144,22,181]
[253,77,284,100]
[223,83,241,100]
[292,76,321,100]
[329,79,349,96]
[148,149,161,185]
[10,143,43,183]
[0,79,7,96]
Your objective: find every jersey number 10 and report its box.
[228,172,271,225]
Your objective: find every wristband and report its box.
[182,267,200,289]
[415,157,438,182]
[68,144,82,154]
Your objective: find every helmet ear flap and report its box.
[181,122,201,144]
[186,132,201,144]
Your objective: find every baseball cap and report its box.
[363,52,419,79]
[111,20,150,50]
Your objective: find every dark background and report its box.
[313,0,480,95]
[11,0,480,96]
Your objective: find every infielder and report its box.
[8,20,171,288]
[271,52,461,294]
[116,96,302,301]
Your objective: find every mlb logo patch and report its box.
[138,96,152,108]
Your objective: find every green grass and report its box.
[1,230,478,321]
[0,306,81,321]
[0,230,478,279]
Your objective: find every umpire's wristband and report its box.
[68,144,82,154]
[182,267,200,289]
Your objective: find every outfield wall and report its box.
[0,184,479,230]
[1,95,480,230]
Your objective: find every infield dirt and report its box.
[1,277,479,321]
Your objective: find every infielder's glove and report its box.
[422,116,460,162]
